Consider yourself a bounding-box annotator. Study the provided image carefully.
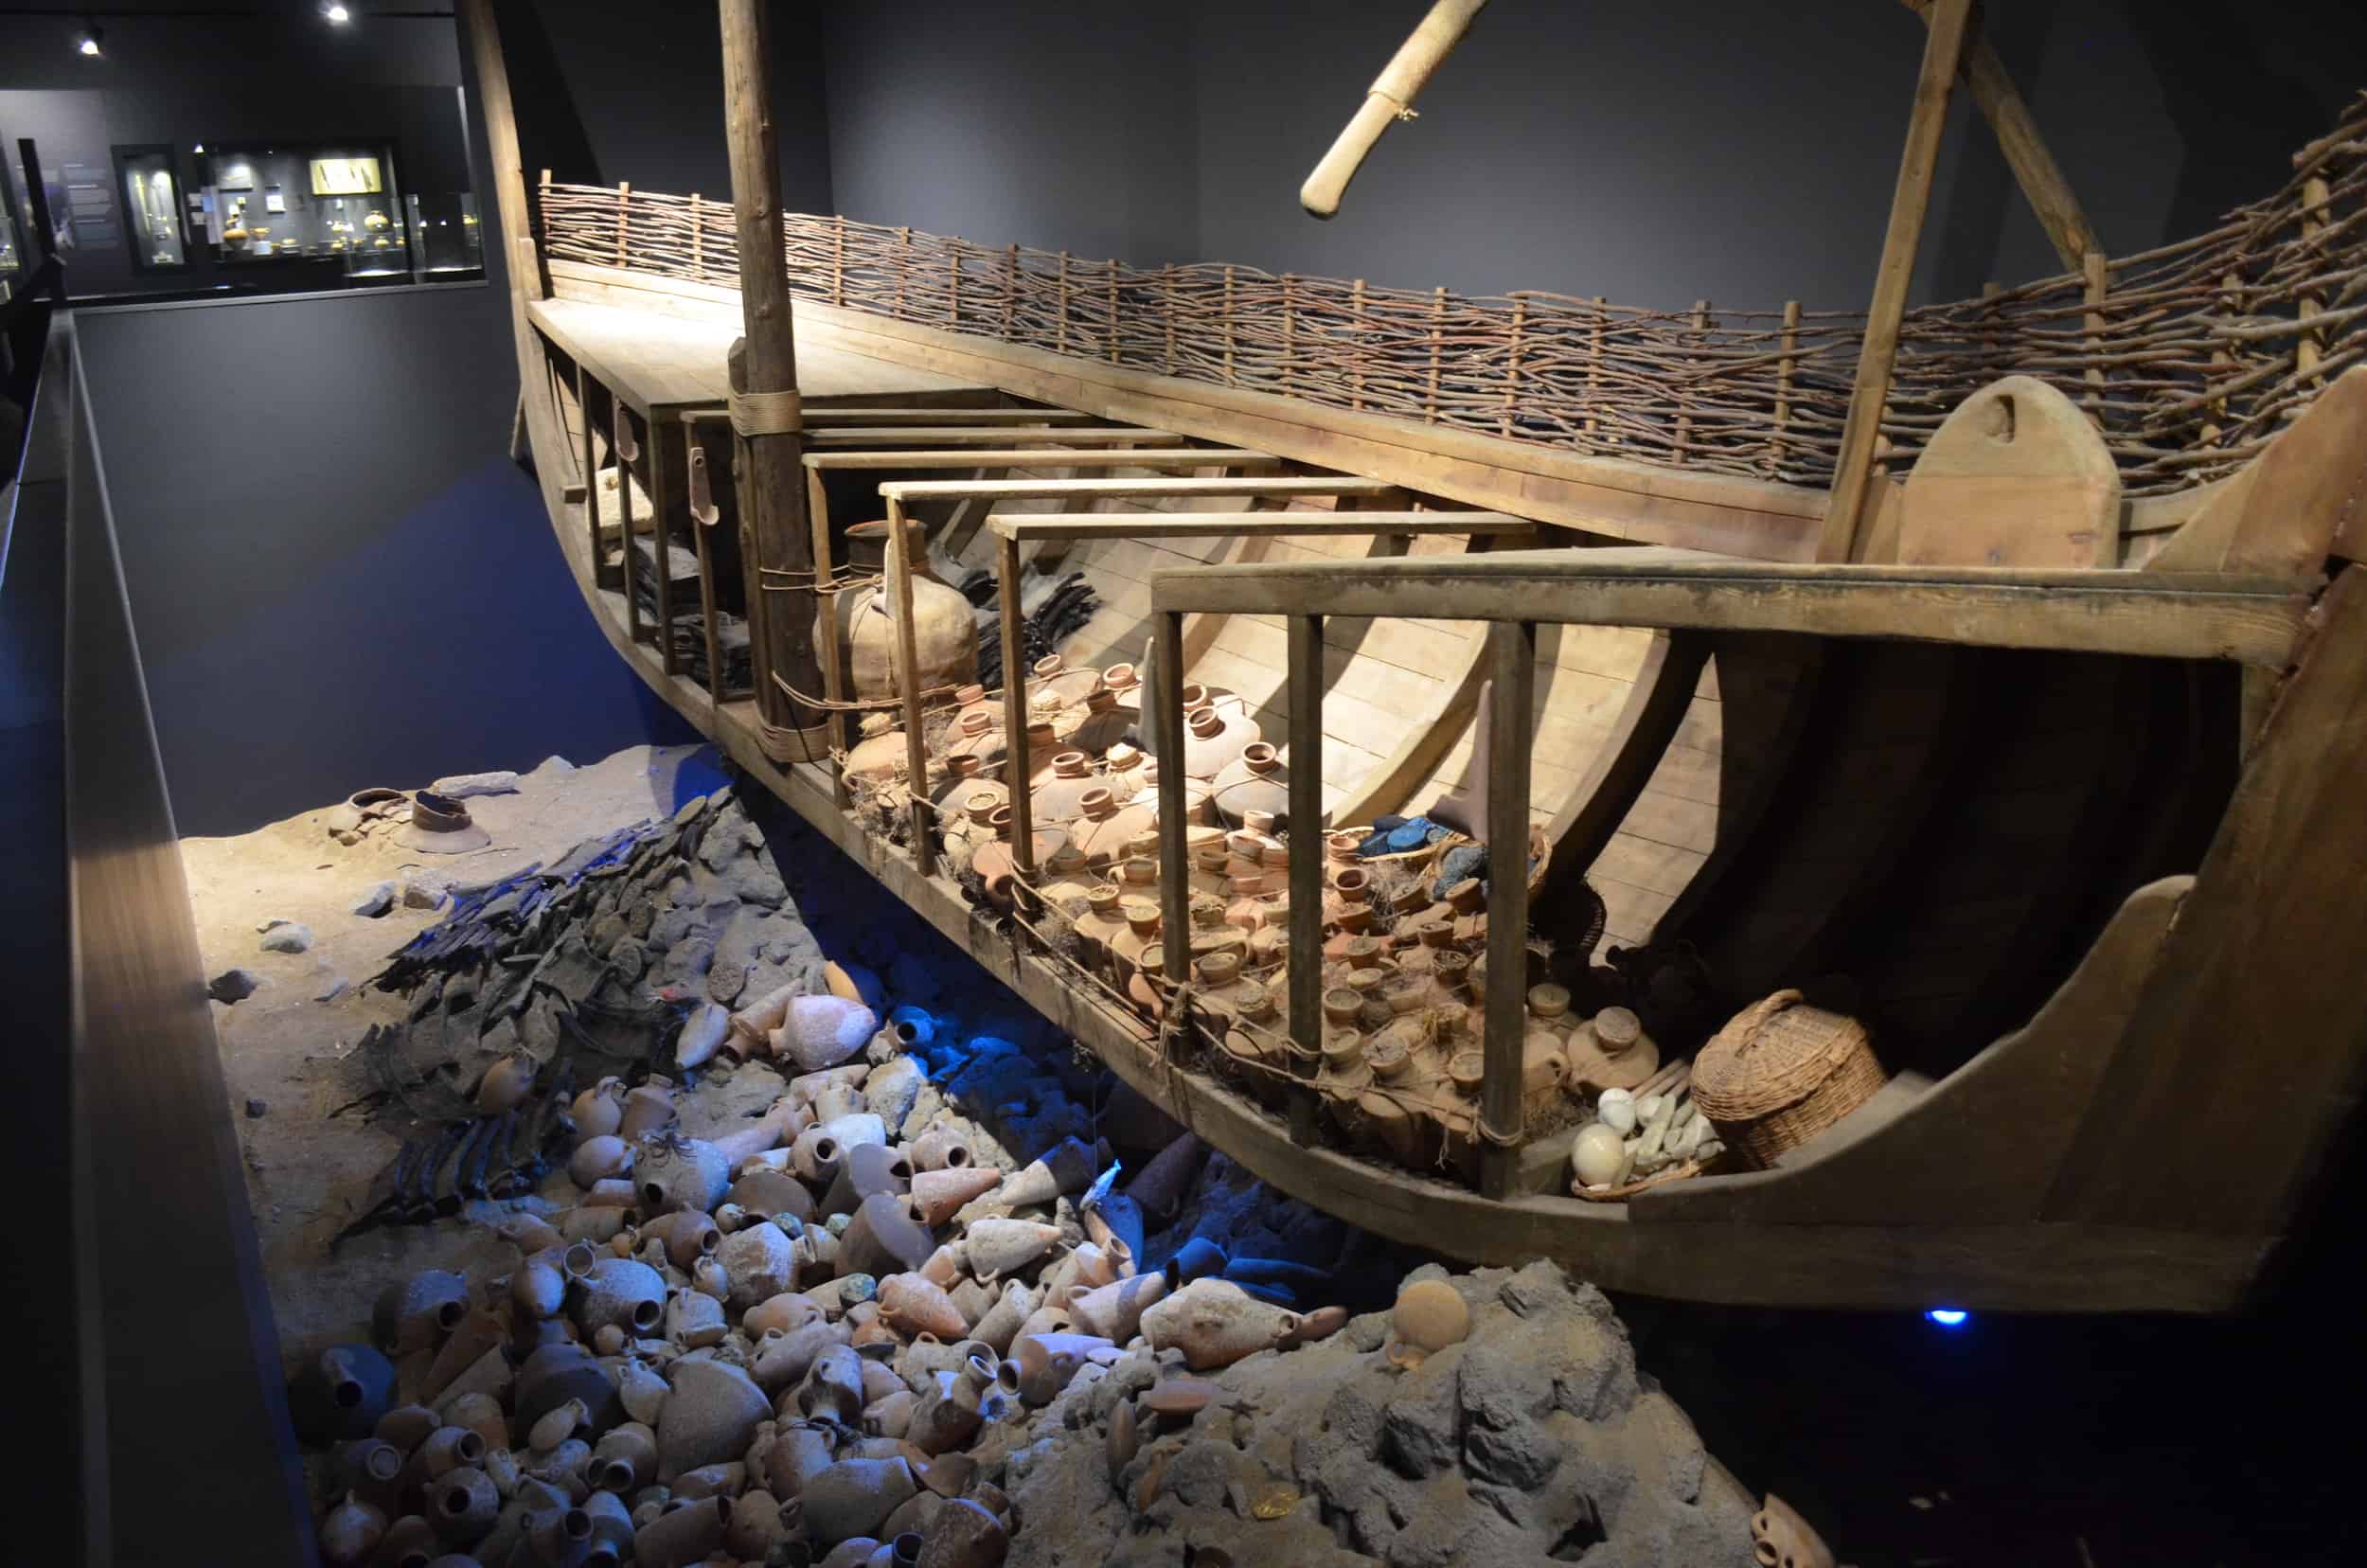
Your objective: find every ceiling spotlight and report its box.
[323,2,351,22]
[76,26,103,57]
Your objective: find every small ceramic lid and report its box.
[1593,1006,1644,1053]
[1106,741,1142,769]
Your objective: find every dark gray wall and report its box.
[821,0,2367,312]
[39,5,696,836]
[504,0,833,216]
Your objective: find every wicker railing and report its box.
[540,93,2366,496]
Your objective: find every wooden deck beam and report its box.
[1148,547,2314,667]
[808,425,1178,446]
[986,509,1530,541]
[803,447,1280,471]
[880,475,1396,506]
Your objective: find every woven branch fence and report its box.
[541,94,2366,497]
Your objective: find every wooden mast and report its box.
[1817,0,1972,562]
[1897,0,2101,273]
[719,0,827,761]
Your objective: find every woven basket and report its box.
[1690,989,1882,1167]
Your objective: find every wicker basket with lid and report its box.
[1690,989,1882,1167]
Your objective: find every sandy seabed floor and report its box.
[184,743,722,1363]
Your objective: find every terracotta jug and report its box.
[1101,661,1143,710]
[1179,704,1260,781]
[819,519,978,702]
[969,805,1067,911]
[941,709,1005,772]
[1208,742,1289,828]
[1028,653,1102,711]
[1100,740,1149,802]
[844,713,912,784]
[1063,686,1131,757]
[1028,751,1103,825]
[1067,786,1156,869]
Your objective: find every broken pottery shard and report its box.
[428,771,522,798]
[259,921,314,954]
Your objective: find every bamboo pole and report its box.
[1287,614,1325,1147]
[1479,619,1534,1199]
[1817,0,1971,562]
[719,0,824,761]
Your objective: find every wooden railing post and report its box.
[1501,294,1527,437]
[1281,274,1297,398]
[1350,279,1368,410]
[1584,296,1607,446]
[1162,264,1177,374]
[1221,264,1237,385]
[1287,613,1325,1145]
[1818,0,1971,561]
[1057,251,1071,355]
[885,497,935,875]
[1674,298,1710,465]
[1107,258,1120,364]
[2081,249,2109,429]
[1154,612,1192,1024]
[719,0,825,762]
[1479,618,1535,1199]
[1424,285,1446,424]
[998,533,1036,878]
[614,180,630,267]
[2296,173,2330,401]
[1771,299,1800,474]
[689,191,703,278]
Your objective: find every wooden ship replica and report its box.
[465,0,2367,1310]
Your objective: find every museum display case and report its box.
[115,145,187,272]
[202,143,409,268]
[403,190,483,276]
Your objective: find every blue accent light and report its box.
[1925,1308,1970,1328]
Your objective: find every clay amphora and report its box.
[1140,1277,1302,1370]
[1065,1269,1169,1343]
[820,519,978,703]
[844,713,912,784]
[1207,742,1289,828]
[632,1494,731,1568]
[1026,751,1103,825]
[941,708,1005,772]
[799,1456,918,1545]
[1065,786,1156,870]
[910,1165,1001,1226]
[289,1344,397,1443]
[1027,653,1102,711]
[1179,704,1259,781]
[998,1330,1114,1406]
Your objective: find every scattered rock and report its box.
[258,921,313,954]
[427,770,522,797]
[244,1098,268,1118]
[352,881,397,918]
[315,976,351,1004]
[400,872,452,910]
[207,968,264,1004]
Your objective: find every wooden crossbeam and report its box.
[803,447,1281,471]
[800,405,1103,424]
[878,475,1396,504]
[986,509,1529,541]
[1146,546,2314,667]
[807,425,1180,446]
